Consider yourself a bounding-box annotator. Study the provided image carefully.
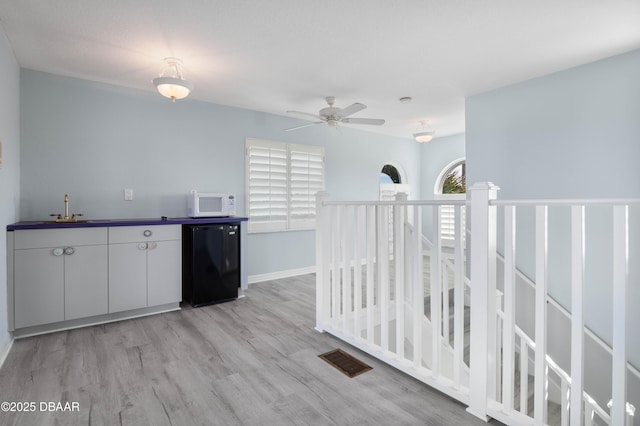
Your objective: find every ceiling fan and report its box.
[285,96,385,131]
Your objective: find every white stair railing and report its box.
[315,186,639,426]
[315,192,469,403]
[474,184,639,426]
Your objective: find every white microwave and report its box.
[187,191,236,217]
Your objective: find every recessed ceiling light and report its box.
[399,96,412,104]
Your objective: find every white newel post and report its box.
[315,191,330,332]
[467,182,499,421]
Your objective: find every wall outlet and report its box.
[124,188,133,201]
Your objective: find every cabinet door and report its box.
[14,248,64,328]
[147,239,182,306]
[65,244,108,320]
[109,242,147,313]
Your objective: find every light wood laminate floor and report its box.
[0,274,501,426]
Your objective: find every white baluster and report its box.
[394,193,406,359]
[521,340,529,415]
[502,206,516,413]
[453,204,465,388]
[611,205,629,426]
[353,205,362,341]
[442,263,450,348]
[570,205,585,425]
[413,205,424,370]
[561,380,569,426]
[584,405,594,426]
[379,205,390,353]
[331,206,340,329]
[366,205,375,346]
[534,205,548,425]
[342,206,351,334]
[431,203,442,378]
[496,291,503,403]
[315,191,330,332]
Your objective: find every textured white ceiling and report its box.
[1,0,639,139]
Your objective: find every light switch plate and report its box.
[124,188,133,201]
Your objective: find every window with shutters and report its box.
[435,159,466,245]
[246,138,325,233]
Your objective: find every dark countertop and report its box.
[7,216,248,231]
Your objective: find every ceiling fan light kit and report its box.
[414,120,435,143]
[285,96,385,132]
[152,57,194,102]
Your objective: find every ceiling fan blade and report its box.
[286,110,324,120]
[338,103,366,118]
[285,122,324,132]
[341,117,385,126]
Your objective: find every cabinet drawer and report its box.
[108,225,181,243]
[14,228,107,249]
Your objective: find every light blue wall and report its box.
[0,26,20,361]
[20,69,421,277]
[466,49,640,389]
[466,49,640,199]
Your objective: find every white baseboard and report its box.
[248,266,316,284]
[0,337,14,369]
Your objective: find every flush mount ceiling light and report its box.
[413,120,435,143]
[152,57,194,102]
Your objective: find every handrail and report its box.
[491,198,640,206]
[323,199,467,207]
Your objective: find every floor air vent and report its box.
[318,349,372,378]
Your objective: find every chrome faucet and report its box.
[50,194,83,222]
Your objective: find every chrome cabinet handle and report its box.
[52,247,64,256]
[143,229,152,237]
[64,247,75,255]
[138,243,147,250]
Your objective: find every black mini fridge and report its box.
[182,224,240,307]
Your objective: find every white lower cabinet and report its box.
[108,225,181,313]
[108,242,148,313]
[13,228,108,329]
[14,247,65,329]
[11,224,181,331]
[147,239,182,306]
[64,244,108,320]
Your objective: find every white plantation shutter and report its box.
[247,140,288,232]
[440,205,456,241]
[289,144,324,229]
[435,194,465,246]
[246,139,324,233]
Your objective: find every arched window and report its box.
[381,164,402,184]
[379,163,409,201]
[441,162,465,195]
[435,159,465,244]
